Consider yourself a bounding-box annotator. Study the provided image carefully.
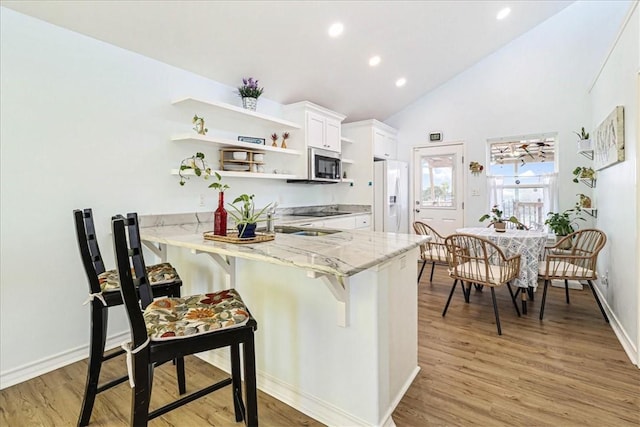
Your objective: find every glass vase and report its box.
[214,192,227,236]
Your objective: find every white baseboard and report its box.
[198,350,411,427]
[0,331,129,390]
[591,285,638,367]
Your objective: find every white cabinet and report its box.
[284,101,346,153]
[355,214,371,230]
[373,127,397,160]
[342,119,398,161]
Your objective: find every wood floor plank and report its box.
[1,266,638,426]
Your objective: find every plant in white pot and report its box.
[572,166,595,183]
[228,194,271,238]
[479,205,521,232]
[575,126,592,151]
[237,77,264,111]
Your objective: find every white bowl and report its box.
[232,151,247,160]
[253,154,264,162]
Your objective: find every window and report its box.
[420,154,457,208]
[487,134,558,230]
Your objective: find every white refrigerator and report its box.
[374,160,409,233]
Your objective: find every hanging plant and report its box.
[469,161,484,175]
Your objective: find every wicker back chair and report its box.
[413,221,448,283]
[443,234,521,335]
[538,229,608,322]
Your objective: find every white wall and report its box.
[0,7,339,386]
[589,2,639,362]
[387,0,638,361]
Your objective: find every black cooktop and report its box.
[290,212,348,217]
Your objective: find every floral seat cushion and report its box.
[98,262,179,292]
[144,289,250,341]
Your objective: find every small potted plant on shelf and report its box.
[572,166,595,183]
[479,205,521,232]
[575,126,592,151]
[281,132,290,149]
[228,194,271,238]
[178,152,230,236]
[192,114,208,135]
[270,132,278,147]
[237,77,264,111]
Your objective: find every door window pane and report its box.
[420,154,456,208]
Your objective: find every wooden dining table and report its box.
[456,227,549,313]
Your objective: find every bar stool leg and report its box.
[78,304,108,427]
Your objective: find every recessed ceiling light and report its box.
[328,22,344,38]
[395,78,407,87]
[369,55,381,66]
[496,7,511,20]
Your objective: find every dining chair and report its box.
[413,221,449,283]
[74,208,185,426]
[443,234,521,335]
[538,228,608,322]
[112,213,258,426]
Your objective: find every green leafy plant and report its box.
[237,77,264,99]
[544,207,584,236]
[572,166,595,183]
[479,205,520,226]
[178,152,229,191]
[574,127,590,140]
[227,194,271,228]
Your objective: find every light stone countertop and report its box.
[139,213,427,278]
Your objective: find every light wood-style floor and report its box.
[1,267,638,426]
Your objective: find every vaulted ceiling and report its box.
[2,0,574,122]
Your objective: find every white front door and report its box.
[412,144,465,236]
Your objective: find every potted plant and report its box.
[572,166,595,183]
[281,132,290,149]
[479,205,521,232]
[237,77,264,111]
[228,194,271,238]
[577,193,592,208]
[178,152,230,236]
[544,207,585,247]
[575,126,592,151]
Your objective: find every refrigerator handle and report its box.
[395,176,400,231]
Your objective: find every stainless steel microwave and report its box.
[308,147,341,183]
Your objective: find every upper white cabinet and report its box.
[343,119,398,161]
[283,101,346,153]
[373,127,397,160]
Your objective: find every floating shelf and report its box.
[172,134,302,155]
[341,158,355,164]
[171,169,300,180]
[578,149,594,160]
[172,97,301,129]
[579,178,596,188]
[341,179,355,184]
[341,136,355,144]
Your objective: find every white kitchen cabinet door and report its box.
[373,129,397,160]
[355,214,371,230]
[306,111,326,150]
[324,117,341,152]
[322,216,357,229]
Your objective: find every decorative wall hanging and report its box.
[469,161,484,175]
[594,105,624,171]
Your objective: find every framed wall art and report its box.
[594,105,625,171]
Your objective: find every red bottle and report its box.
[214,192,227,236]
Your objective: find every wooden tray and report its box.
[203,231,274,244]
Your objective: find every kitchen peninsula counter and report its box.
[139,213,426,427]
[139,214,424,278]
